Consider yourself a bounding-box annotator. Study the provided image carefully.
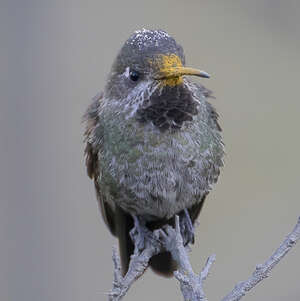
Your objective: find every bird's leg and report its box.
[179,209,195,245]
[130,215,153,251]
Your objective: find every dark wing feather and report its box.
[188,193,207,224]
[84,93,136,276]
[114,206,135,275]
[83,92,116,236]
[196,83,222,132]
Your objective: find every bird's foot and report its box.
[130,215,154,251]
[179,209,195,245]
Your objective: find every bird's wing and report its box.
[195,82,222,132]
[83,92,116,236]
[83,93,136,275]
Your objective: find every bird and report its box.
[83,28,224,277]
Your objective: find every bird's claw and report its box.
[155,216,184,252]
[130,215,153,251]
[130,210,194,252]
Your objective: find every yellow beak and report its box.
[152,54,210,86]
[154,66,210,80]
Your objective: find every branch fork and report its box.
[109,216,300,301]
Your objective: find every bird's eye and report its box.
[129,70,140,81]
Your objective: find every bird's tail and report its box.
[149,252,177,277]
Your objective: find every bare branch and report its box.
[108,233,161,300]
[108,216,300,301]
[221,216,300,301]
[161,216,215,301]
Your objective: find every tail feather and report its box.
[149,252,177,277]
[115,206,134,276]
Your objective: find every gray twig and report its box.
[109,220,162,301]
[221,216,300,301]
[161,216,215,301]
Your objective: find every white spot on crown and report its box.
[127,28,171,49]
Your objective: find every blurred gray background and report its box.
[1,0,300,300]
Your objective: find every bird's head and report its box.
[104,29,210,129]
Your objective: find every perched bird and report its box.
[83,29,224,277]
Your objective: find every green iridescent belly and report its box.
[96,105,223,220]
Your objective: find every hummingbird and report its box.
[83,29,224,277]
